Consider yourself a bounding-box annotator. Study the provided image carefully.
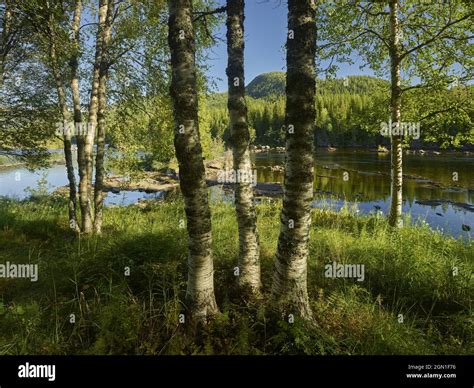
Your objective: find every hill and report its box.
[246,72,286,99]
[245,72,389,99]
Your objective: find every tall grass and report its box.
[0,197,471,355]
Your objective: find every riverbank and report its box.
[50,148,473,200]
[251,145,473,156]
[0,197,472,355]
[2,146,471,169]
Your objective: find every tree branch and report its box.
[363,28,390,50]
[419,98,470,122]
[357,4,389,18]
[192,6,227,22]
[400,13,472,59]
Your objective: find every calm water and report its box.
[0,161,164,207]
[0,150,472,238]
[253,150,473,238]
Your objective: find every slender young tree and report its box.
[226,0,261,297]
[271,0,317,319]
[69,0,83,234]
[78,0,109,234]
[168,0,219,320]
[94,0,115,233]
[17,0,80,231]
[45,10,79,232]
[69,0,90,234]
[388,0,403,227]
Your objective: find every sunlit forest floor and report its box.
[0,196,472,355]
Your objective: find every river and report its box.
[254,149,473,238]
[0,149,472,238]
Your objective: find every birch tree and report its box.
[45,7,79,231]
[226,0,261,297]
[69,0,92,234]
[77,0,109,234]
[15,0,80,230]
[168,0,219,320]
[271,0,317,319]
[93,0,115,233]
[388,0,403,227]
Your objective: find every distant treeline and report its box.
[207,73,473,149]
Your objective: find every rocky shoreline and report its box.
[249,145,473,156]
[50,150,473,212]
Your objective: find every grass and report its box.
[0,196,472,355]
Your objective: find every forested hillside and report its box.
[208,72,473,149]
[246,72,286,98]
[246,72,389,99]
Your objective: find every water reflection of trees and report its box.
[254,152,473,204]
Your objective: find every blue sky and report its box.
[204,0,377,92]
